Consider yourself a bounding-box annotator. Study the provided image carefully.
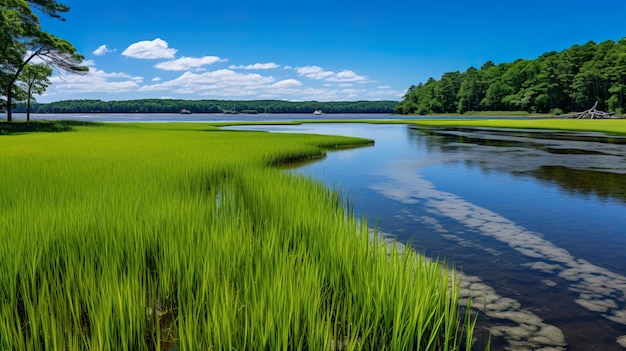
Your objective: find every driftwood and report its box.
[560,101,621,119]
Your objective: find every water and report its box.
[20,112,410,123]
[13,113,626,349]
[15,112,537,123]
[227,123,626,351]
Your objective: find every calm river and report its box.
[22,113,626,350]
[229,122,626,351]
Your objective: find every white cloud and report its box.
[122,38,177,59]
[296,65,335,80]
[24,51,47,64]
[78,69,143,83]
[139,69,276,94]
[327,70,367,82]
[93,45,115,56]
[155,56,226,71]
[296,66,368,83]
[256,79,306,99]
[132,66,388,101]
[229,62,280,70]
[270,79,302,88]
[136,70,352,101]
[41,42,398,102]
[97,71,133,79]
[49,67,141,93]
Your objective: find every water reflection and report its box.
[532,166,626,201]
[410,126,626,203]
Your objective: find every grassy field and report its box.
[0,122,478,350]
[407,118,626,135]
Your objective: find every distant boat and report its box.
[180,109,192,114]
[313,109,323,115]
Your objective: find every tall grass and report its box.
[0,122,478,350]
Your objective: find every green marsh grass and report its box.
[0,122,478,350]
[409,118,626,135]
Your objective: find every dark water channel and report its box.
[230,123,626,351]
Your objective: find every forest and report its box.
[14,99,397,114]
[396,38,626,115]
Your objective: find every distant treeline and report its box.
[396,38,626,115]
[15,99,397,114]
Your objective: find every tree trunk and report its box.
[27,85,32,122]
[6,85,13,122]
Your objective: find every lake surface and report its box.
[13,113,626,350]
[16,111,534,123]
[21,112,411,123]
[229,123,626,351]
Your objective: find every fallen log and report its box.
[560,101,621,119]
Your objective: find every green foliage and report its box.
[0,1,36,105]
[399,38,626,115]
[0,123,479,350]
[19,63,52,95]
[27,0,70,19]
[16,98,398,114]
[18,63,52,120]
[1,0,86,121]
[549,107,564,115]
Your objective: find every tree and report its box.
[1,1,35,112]
[18,63,52,120]
[456,67,479,113]
[395,84,421,114]
[437,71,461,113]
[535,51,570,111]
[398,37,626,115]
[27,0,69,19]
[477,61,505,110]
[1,0,86,121]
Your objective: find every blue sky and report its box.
[35,0,626,103]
